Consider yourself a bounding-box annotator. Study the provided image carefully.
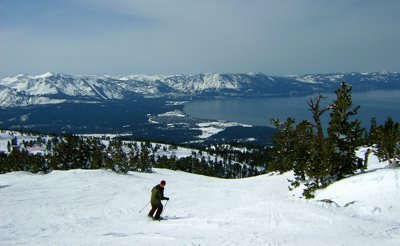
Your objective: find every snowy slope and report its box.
[1,155,399,245]
[2,71,400,107]
[315,148,400,224]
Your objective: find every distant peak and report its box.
[32,72,54,79]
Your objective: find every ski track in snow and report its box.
[1,160,400,245]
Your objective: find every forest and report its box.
[0,132,270,179]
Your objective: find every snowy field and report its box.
[1,150,400,245]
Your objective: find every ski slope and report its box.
[1,153,399,245]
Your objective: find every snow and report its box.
[2,71,400,108]
[148,118,159,124]
[196,121,252,139]
[313,149,400,224]
[196,124,225,139]
[1,150,399,245]
[0,130,42,146]
[295,75,318,84]
[165,101,188,106]
[157,110,186,118]
[119,74,167,81]
[31,72,53,79]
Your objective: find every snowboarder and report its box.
[148,180,169,220]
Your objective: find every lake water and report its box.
[184,90,400,129]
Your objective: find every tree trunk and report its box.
[362,148,371,172]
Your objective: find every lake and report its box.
[184,90,400,129]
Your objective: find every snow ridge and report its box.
[1,72,400,107]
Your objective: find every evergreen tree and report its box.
[327,82,365,180]
[0,151,8,173]
[8,148,30,171]
[308,95,330,155]
[305,95,331,191]
[29,153,50,174]
[373,117,400,168]
[76,137,91,169]
[128,144,139,171]
[269,117,297,173]
[89,137,106,169]
[269,83,366,198]
[50,135,79,170]
[11,137,18,148]
[108,139,129,173]
[368,118,379,145]
[292,120,315,182]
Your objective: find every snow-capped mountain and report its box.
[1,71,400,107]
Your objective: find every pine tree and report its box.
[77,137,91,169]
[29,153,49,174]
[305,95,331,190]
[368,117,379,145]
[11,137,18,148]
[292,120,315,181]
[49,135,82,170]
[89,137,106,169]
[373,117,400,168]
[46,139,52,151]
[0,151,8,173]
[269,117,297,173]
[108,139,129,173]
[127,144,136,171]
[139,144,152,173]
[327,82,365,180]
[269,86,366,198]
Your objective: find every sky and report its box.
[1,0,399,77]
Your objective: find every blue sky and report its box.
[1,0,399,77]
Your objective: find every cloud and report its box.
[0,0,399,77]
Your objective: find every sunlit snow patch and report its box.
[196,121,252,139]
[158,110,186,117]
[166,101,188,106]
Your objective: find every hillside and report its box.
[1,72,400,108]
[0,129,269,178]
[0,149,399,245]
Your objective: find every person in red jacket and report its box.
[148,180,169,220]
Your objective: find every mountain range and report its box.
[1,71,400,108]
